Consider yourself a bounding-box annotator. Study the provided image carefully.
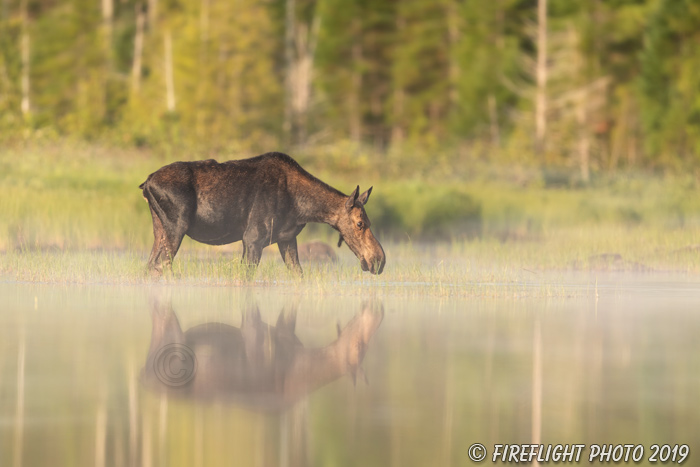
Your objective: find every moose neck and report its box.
[283,341,352,402]
[293,178,347,229]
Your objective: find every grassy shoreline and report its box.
[2,142,700,294]
[2,229,699,298]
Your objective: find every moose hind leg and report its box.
[278,238,303,275]
[147,207,167,274]
[147,206,188,275]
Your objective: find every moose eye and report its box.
[356,221,364,228]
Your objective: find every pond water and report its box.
[1,274,698,466]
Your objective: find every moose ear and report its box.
[276,308,297,334]
[358,186,373,205]
[345,185,360,211]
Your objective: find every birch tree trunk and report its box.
[391,14,405,148]
[577,90,590,183]
[300,17,320,145]
[131,3,145,95]
[293,18,320,145]
[446,0,460,108]
[285,0,320,145]
[196,0,210,137]
[101,0,113,123]
[349,19,363,143]
[284,0,296,138]
[148,0,158,31]
[20,0,30,118]
[164,29,176,112]
[535,0,547,155]
[101,0,113,54]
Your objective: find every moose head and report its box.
[336,186,386,275]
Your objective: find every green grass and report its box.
[2,141,700,295]
[3,227,700,297]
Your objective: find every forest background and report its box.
[2,0,700,269]
[3,0,700,171]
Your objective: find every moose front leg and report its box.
[241,242,263,266]
[278,238,303,275]
[241,227,265,278]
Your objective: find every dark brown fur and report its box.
[140,152,385,275]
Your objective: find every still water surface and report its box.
[1,275,698,466]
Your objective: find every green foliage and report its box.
[370,182,482,240]
[639,0,700,166]
[5,143,700,256]
[2,0,700,171]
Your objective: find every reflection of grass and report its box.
[2,143,700,293]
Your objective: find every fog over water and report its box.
[1,273,698,466]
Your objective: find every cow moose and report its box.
[139,153,385,276]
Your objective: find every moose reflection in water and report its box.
[141,301,383,411]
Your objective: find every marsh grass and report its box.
[2,142,700,296]
[3,226,699,297]
[0,249,564,298]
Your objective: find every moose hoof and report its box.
[147,265,164,278]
